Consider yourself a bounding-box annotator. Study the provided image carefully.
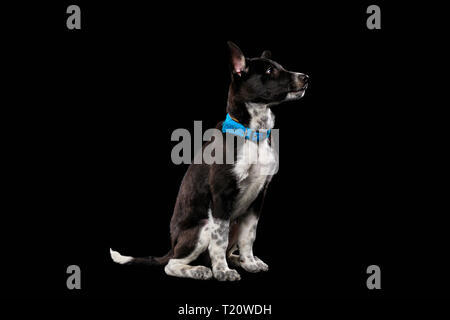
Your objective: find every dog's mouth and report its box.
[292,83,308,92]
[285,83,308,100]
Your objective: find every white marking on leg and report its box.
[237,214,269,272]
[208,210,240,281]
[164,222,213,280]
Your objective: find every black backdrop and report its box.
[3,0,448,306]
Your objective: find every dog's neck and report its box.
[227,101,275,130]
[245,103,275,130]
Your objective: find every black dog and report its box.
[110,42,308,281]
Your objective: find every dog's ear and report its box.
[227,41,247,76]
[261,50,272,59]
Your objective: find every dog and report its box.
[110,42,308,281]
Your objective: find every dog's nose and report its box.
[300,74,309,84]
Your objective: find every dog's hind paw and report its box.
[190,266,213,280]
[213,268,241,281]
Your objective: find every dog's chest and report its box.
[231,140,278,218]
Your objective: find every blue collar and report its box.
[222,114,271,142]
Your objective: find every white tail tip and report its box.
[110,248,133,264]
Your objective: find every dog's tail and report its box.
[109,248,173,266]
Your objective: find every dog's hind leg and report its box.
[164,221,213,280]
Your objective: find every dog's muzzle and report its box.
[294,72,309,90]
[286,72,309,100]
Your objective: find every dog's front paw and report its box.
[213,268,241,281]
[254,256,269,272]
[241,256,269,273]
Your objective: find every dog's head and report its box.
[227,41,308,106]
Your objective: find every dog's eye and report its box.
[265,66,273,75]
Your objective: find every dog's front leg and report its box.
[208,212,241,281]
[229,212,269,273]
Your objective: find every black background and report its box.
[2,0,448,306]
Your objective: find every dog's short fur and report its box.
[110,42,308,281]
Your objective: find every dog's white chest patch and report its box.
[232,139,278,218]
